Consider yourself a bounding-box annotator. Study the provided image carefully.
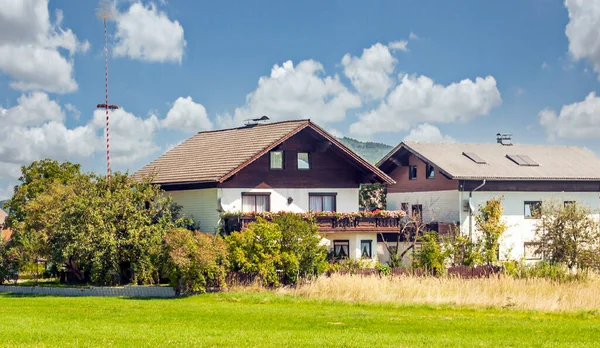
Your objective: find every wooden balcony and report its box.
[222,215,402,234]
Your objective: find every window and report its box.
[333,240,350,258]
[408,165,417,180]
[360,240,372,258]
[524,242,542,260]
[524,201,542,219]
[297,152,310,170]
[426,163,435,179]
[242,193,270,212]
[270,151,283,169]
[507,154,539,167]
[309,193,336,212]
[463,152,486,164]
[401,202,409,213]
[412,204,423,221]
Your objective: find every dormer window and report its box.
[426,163,435,179]
[297,152,310,170]
[270,151,283,169]
[409,165,417,180]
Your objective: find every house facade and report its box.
[134,119,396,262]
[377,139,600,261]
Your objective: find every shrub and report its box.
[226,218,283,286]
[503,260,588,282]
[163,228,229,295]
[226,214,328,286]
[447,235,483,267]
[272,213,328,282]
[413,232,448,276]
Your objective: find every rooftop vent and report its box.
[506,154,539,166]
[244,115,270,127]
[463,152,486,164]
[496,133,513,146]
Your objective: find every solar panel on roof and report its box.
[463,152,486,164]
[506,154,527,166]
[518,155,539,166]
[507,154,539,166]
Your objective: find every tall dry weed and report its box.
[279,274,600,312]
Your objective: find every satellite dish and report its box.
[468,197,475,212]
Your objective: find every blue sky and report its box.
[0,0,599,198]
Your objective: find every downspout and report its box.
[468,179,486,239]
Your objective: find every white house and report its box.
[377,137,600,262]
[133,119,396,262]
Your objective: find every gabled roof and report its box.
[378,141,600,181]
[133,119,394,185]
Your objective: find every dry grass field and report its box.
[281,274,600,312]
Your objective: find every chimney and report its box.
[496,133,513,146]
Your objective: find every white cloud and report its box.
[163,96,213,132]
[409,32,420,40]
[349,74,502,136]
[404,123,455,143]
[565,0,600,77]
[0,0,87,93]
[64,103,80,120]
[388,40,409,52]
[341,43,397,100]
[541,61,550,70]
[539,92,600,139]
[0,93,97,174]
[0,92,64,126]
[515,87,526,96]
[92,108,160,164]
[114,2,186,63]
[217,60,361,128]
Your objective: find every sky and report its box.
[1,0,600,199]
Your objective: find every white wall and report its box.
[387,190,460,223]
[324,232,378,264]
[219,188,359,213]
[167,189,220,234]
[461,191,600,261]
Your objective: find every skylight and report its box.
[506,154,539,167]
[463,152,486,164]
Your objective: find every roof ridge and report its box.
[196,119,310,135]
[403,140,588,149]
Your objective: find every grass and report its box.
[283,274,600,312]
[0,291,599,347]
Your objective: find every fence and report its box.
[0,285,176,297]
[324,265,500,279]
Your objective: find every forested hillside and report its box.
[338,137,393,164]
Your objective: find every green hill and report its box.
[338,137,393,164]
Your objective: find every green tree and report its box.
[163,228,229,295]
[10,168,180,285]
[226,218,283,286]
[475,197,507,265]
[535,201,600,270]
[3,159,81,228]
[272,213,328,282]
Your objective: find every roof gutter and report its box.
[468,179,486,238]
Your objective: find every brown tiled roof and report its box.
[378,141,600,181]
[133,119,394,185]
[0,208,6,225]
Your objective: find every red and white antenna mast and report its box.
[96,0,119,181]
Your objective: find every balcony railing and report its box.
[221,211,406,234]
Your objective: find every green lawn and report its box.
[0,292,598,347]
